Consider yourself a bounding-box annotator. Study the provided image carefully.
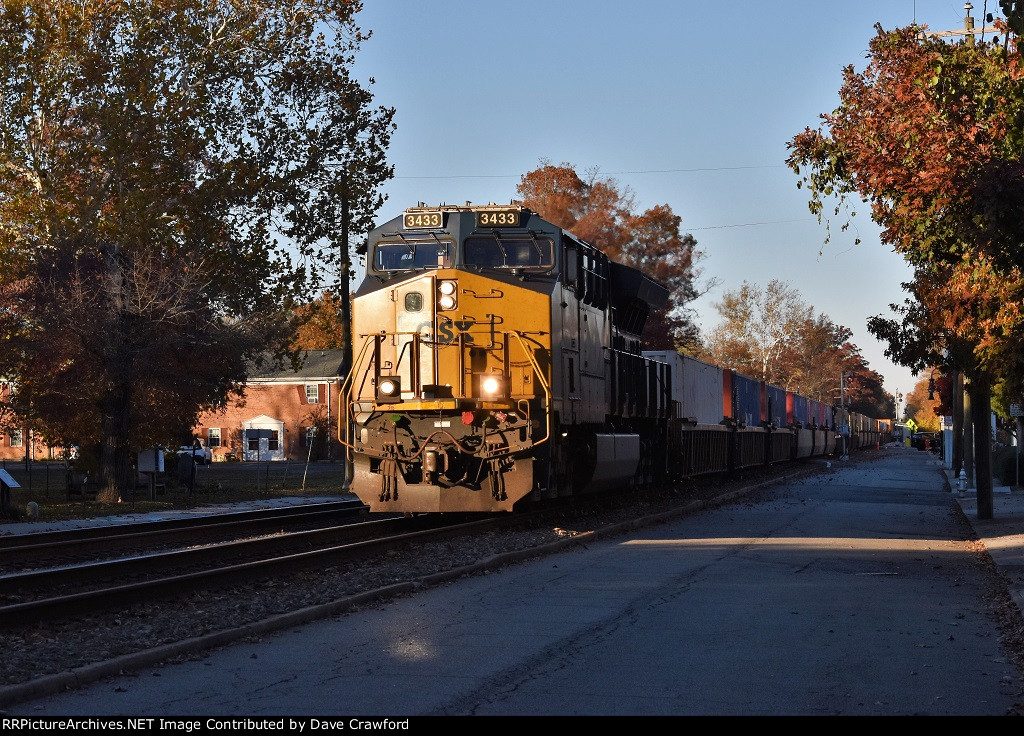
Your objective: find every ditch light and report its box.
[376,376,402,404]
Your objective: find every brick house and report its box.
[0,380,26,462]
[193,350,346,462]
[0,351,346,464]
[0,382,70,463]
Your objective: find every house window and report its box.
[207,428,221,448]
[305,384,320,404]
[9,429,23,448]
[245,429,280,452]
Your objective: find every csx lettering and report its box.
[436,320,475,343]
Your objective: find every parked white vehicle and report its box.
[176,442,212,464]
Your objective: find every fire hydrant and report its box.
[958,469,967,494]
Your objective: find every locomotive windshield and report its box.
[463,234,554,270]
[373,239,452,272]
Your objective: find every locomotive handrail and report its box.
[509,330,552,450]
[336,334,379,453]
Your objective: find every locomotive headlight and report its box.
[475,373,507,399]
[437,280,458,311]
[376,376,402,404]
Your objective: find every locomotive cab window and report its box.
[464,235,553,270]
[579,244,609,308]
[563,242,579,287]
[372,239,452,273]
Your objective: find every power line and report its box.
[392,164,784,180]
[687,217,815,231]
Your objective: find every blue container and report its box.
[731,371,762,427]
[788,392,809,426]
[764,383,787,428]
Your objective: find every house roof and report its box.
[248,350,345,381]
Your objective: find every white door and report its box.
[243,417,285,461]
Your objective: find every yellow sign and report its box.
[906,418,918,432]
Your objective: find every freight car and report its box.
[339,203,888,514]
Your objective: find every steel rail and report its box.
[0,515,504,628]
[0,500,367,550]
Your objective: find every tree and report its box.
[781,314,852,403]
[292,291,347,350]
[1,246,281,474]
[904,372,943,433]
[701,279,810,385]
[0,1,395,500]
[843,364,893,419]
[787,13,1024,517]
[517,161,713,351]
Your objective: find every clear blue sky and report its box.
[349,0,998,411]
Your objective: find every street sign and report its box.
[906,418,918,432]
[1011,403,1023,417]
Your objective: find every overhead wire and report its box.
[385,164,804,231]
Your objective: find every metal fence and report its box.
[0,457,350,505]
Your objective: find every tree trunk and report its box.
[969,373,993,520]
[95,243,135,503]
[96,381,133,503]
[340,183,353,488]
[964,384,974,488]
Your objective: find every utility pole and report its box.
[920,3,1000,44]
[952,370,964,480]
[840,372,849,460]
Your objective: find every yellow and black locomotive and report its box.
[340,203,673,513]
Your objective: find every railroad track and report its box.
[0,503,510,628]
[0,499,370,570]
